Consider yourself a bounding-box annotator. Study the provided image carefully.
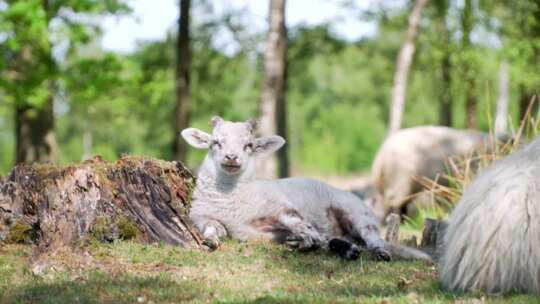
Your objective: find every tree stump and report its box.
[0,155,203,253]
[419,218,448,260]
[384,213,401,245]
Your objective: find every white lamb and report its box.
[182,116,431,261]
[440,136,540,294]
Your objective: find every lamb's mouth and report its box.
[221,163,241,172]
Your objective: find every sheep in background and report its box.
[182,116,431,262]
[371,126,494,219]
[440,136,540,294]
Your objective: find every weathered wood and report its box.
[384,213,401,245]
[0,155,203,252]
[403,235,418,248]
[419,218,448,260]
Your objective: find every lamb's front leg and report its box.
[200,219,228,251]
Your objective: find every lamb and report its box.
[182,116,431,261]
[371,126,494,219]
[440,136,540,294]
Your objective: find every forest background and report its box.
[0,0,538,178]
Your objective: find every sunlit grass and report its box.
[1,241,538,303]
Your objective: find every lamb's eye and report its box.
[212,140,222,149]
[244,143,253,151]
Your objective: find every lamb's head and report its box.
[181,116,285,176]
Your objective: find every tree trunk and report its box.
[387,0,428,135]
[439,52,453,126]
[82,116,93,161]
[462,0,477,130]
[436,0,453,127]
[494,61,509,135]
[276,60,289,178]
[0,156,202,252]
[173,0,192,163]
[15,95,58,164]
[384,213,401,245]
[419,218,448,261]
[465,81,477,129]
[14,0,58,165]
[259,0,289,178]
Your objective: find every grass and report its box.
[1,240,538,303]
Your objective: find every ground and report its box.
[0,239,538,304]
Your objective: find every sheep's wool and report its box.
[440,137,540,294]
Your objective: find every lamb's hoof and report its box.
[203,237,220,251]
[344,245,360,260]
[372,248,391,262]
[329,238,360,260]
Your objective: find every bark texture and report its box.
[0,156,202,252]
[15,98,58,164]
[494,62,509,135]
[384,213,401,245]
[259,0,289,178]
[462,0,478,130]
[435,0,453,127]
[387,0,428,135]
[438,47,453,127]
[419,218,448,260]
[173,0,192,162]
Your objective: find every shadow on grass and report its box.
[247,248,533,303]
[4,242,537,304]
[1,272,207,304]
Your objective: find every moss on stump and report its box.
[0,155,202,251]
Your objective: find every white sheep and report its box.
[182,116,431,261]
[371,126,493,219]
[440,136,540,294]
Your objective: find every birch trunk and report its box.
[259,0,289,178]
[494,61,509,135]
[462,0,478,130]
[387,0,428,135]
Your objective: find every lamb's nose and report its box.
[225,154,238,161]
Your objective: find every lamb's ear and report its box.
[254,135,285,154]
[181,128,212,149]
[211,116,224,127]
[245,118,257,133]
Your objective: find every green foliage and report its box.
[0,104,14,174]
[494,0,540,92]
[117,215,138,240]
[0,0,128,107]
[287,27,391,173]
[0,0,539,176]
[0,0,54,108]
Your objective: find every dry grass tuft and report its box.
[419,96,538,210]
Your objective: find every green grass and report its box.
[0,240,538,303]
